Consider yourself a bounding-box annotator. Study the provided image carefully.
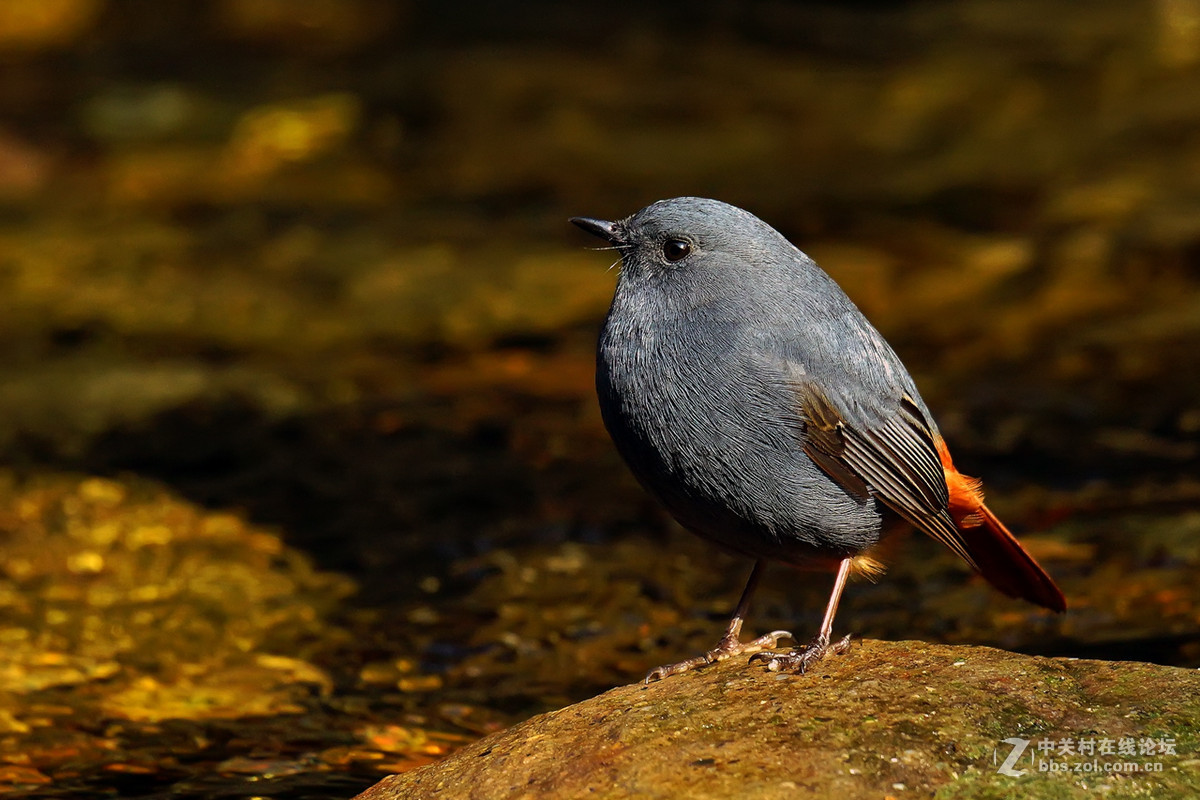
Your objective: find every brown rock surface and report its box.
[355,640,1200,799]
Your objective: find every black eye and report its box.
[662,239,691,262]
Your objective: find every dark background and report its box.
[0,1,1198,797]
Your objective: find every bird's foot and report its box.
[749,633,852,674]
[644,629,794,683]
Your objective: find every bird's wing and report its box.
[794,380,979,570]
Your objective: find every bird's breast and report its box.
[601,311,879,556]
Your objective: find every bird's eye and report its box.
[662,239,691,262]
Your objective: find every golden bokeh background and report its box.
[0,1,1198,796]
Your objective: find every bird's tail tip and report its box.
[968,504,1066,613]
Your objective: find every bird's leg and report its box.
[751,557,853,673]
[644,560,793,683]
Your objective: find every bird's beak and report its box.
[570,216,624,245]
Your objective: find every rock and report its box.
[354,640,1200,799]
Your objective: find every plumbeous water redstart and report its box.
[571,197,1065,681]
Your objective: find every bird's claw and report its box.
[644,629,794,683]
[749,633,852,673]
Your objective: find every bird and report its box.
[570,197,1065,682]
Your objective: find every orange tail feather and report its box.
[960,503,1066,612]
[936,440,1066,612]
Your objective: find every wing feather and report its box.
[795,382,978,569]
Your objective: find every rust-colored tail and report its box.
[958,503,1066,612]
[937,440,1066,612]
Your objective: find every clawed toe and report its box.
[749,633,852,673]
[644,629,795,683]
[641,559,859,682]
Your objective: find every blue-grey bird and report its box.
[571,197,1065,681]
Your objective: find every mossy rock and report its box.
[355,640,1200,799]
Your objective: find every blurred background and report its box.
[1,0,1199,797]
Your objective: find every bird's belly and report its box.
[598,354,884,564]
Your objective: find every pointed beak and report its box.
[570,216,624,245]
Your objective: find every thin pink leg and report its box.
[644,560,793,683]
[751,557,854,673]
